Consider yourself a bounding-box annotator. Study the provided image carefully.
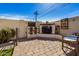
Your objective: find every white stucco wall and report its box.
[0,19,28,39]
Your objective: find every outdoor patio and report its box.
[13,35,76,56]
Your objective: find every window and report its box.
[28,22,36,26]
[61,18,69,29]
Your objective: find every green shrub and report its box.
[6,28,16,38]
[0,48,14,56]
[0,28,16,43]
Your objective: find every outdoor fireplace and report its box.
[42,26,52,34]
[40,23,55,34]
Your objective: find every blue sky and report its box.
[0,3,79,21]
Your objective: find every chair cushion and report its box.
[64,35,78,42]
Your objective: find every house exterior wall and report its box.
[54,16,79,35]
[61,17,79,35]
[1,16,79,38]
[36,21,44,27]
[0,19,28,38]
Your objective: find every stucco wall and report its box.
[54,16,79,35]
[60,17,79,35]
[0,19,28,39]
[54,21,61,26]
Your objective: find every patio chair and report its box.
[61,33,79,56]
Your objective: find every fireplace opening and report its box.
[42,26,52,34]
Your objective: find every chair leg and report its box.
[62,41,64,50]
[14,39,17,46]
[62,35,64,50]
[75,41,79,56]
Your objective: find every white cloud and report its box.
[0,14,32,21]
[39,18,60,22]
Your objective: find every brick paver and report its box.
[13,39,75,56]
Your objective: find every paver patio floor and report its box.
[13,39,76,56]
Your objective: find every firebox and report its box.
[42,26,52,34]
[40,23,55,34]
